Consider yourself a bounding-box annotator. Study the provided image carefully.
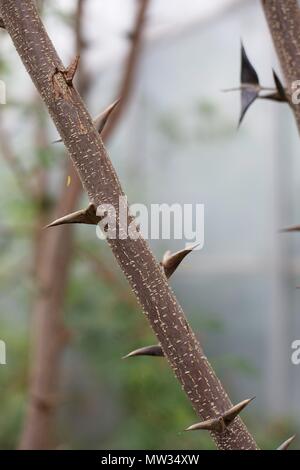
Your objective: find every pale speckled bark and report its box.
[0,0,258,450]
[262,0,300,132]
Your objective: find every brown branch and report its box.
[1,0,258,450]
[261,0,300,132]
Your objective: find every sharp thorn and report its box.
[122,344,164,359]
[241,41,259,87]
[277,435,296,450]
[64,55,80,84]
[45,203,100,228]
[239,87,259,127]
[272,69,288,102]
[222,87,243,93]
[161,242,199,279]
[185,417,226,433]
[222,397,255,426]
[52,137,63,144]
[257,72,287,103]
[238,41,260,127]
[94,99,120,135]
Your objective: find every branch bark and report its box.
[262,0,300,132]
[0,0,258,450]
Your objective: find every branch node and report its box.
[160,242,199,279]
[45,203,100,228]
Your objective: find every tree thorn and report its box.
[64,55,80,84]
[94,98,120,135]
[185,397,254,434]
[185,417,226,433]
[122,344,164,359]
[222,397,255,426]
[260,70,288,103]
[280,224,300,233]
[161,242,199,279]
[272,70,287,102]
[45,203,100,228]
[238,42,260,127]
[277,435,296,450]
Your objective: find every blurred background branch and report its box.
[18,0,149,450]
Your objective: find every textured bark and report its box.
[262,0,300,132]
[0,0,258,450]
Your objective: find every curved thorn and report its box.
[277,435,296,450]
[122,344,163,359]
[241,41,259,86]
[238,42,260,127]
[161,242,199,279]
[94,98,120,135]
[259,71,287,103]
[45,203,100,228]
[273,70,287,102]
[64,55,80,84]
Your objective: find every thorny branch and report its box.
[0,0,259,450]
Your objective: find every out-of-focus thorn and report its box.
[52,99,120,144]
[280,225,300,233]
[0,18,5,29]
[64,55,80,84]
[94,99,120,135]
[261,70,288,103]
[161,242,199,279]
[238,42,260,127]
[277,435,296,450]
[272,70,287,102]
[124,31,137,42]
[52,137,63,144]
[46,203,100,228]
[185,397,254,434]
[122,344,164,359]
